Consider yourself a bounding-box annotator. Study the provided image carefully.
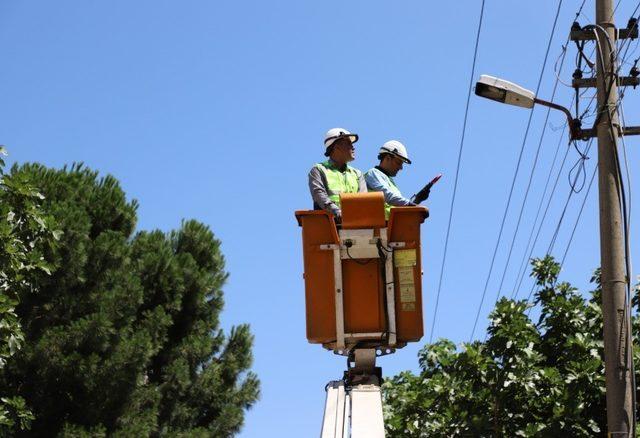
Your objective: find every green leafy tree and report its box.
[1,163,259,437]
[0,149,58,433]
[383,256,639,437]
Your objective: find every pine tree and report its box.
[1,163,259,437]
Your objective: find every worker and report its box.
[308,127,367,222]
[364,140,415,219]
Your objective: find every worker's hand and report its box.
[414,188,430,204]
[413,174,442,204]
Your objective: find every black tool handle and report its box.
[412,173,442,204]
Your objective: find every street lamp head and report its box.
[475,75,535,109]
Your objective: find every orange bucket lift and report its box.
[296,191,428,354]
[295,191,429,437]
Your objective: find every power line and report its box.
[511,80,595,298]
[632,0,640,18]
[510,127,571,298]
[591,22,633,303]
[590,26,636,433]
[548,141,594,253]
[512,133,594,304]
[616,80,637,438]
[428,0,486,343]
[617,84,634,293]
[469,0,565,341]
[524,8,634,301]
[524,139,595,303]
[560,164,598,266]
[512,0,628,300]
[569,1,637,123]
[524,162,596,310]
[494,31,571,305]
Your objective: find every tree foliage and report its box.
[1,163,259,437]
[383,256,639,437]
[0,149,57,432]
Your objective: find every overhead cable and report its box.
[428,0,486,343]
[469,0,565,341]
[494,29,571,306]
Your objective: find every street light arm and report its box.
[533,97,573,122]
[533,97,582,140]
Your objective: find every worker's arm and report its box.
[365,169,415,206]
[308,167,342,218]
[357,171,367,193]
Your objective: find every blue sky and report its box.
[2,1,639,436]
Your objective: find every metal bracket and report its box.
[570,19,638,41]
[577,126,640,140]
[380,229,397,347]
[343,332,384,340]
[375,346,396,356]
[352,349,377,372]
[572,76,640,88]
[332,346,397,357]
[333,247,346,351]
[320,243,346,350]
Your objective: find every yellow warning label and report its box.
[397,266,414,285]
[394,249,417,267]
[402,302,416,311]
[399,285,416,303]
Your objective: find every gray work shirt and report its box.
[308,159,367,217]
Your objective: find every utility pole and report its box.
[475,1,639,433]
[595,0,634,435]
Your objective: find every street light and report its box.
[475,75,536,108]
[475,75,583,140]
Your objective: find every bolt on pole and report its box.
[595,0,635,435]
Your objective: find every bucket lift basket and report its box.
[295,192,428,355]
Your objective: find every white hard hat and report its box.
[324,127,359,150]
[379,140,411,164]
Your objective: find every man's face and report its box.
[386,155,404,176]
[334,137,355,162]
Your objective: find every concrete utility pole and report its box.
[475,1,639,433]
[595,0,635,435]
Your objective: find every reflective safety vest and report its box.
[364,167,403,219]
[377,171,401,219]
[315,161,362,209]
[383,177,402,219]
